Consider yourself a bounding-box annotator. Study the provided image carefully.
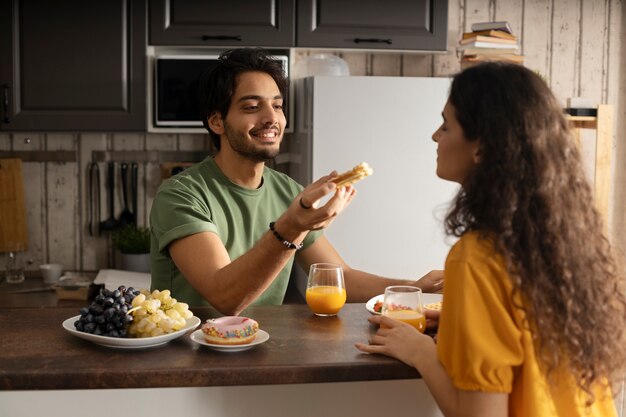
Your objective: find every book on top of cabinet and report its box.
[458,47,521,56]
[457,41,519,51]
[462,30,517,40]
[461,54,524,63]
[470,21,513,34]
[459,36,518,45]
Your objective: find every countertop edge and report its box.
[1,363,421,390]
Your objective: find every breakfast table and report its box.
[0,279,443,417]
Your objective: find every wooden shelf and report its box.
[567,104,613,233]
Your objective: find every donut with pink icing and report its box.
[201,316,259,345]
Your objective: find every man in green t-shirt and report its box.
[150,48,443,314]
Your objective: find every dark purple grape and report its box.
[89,304,103,315]
[103,307,114,319]
[74,285,141,338]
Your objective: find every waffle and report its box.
[331,162,373,187]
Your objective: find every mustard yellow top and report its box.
[437,231,617,416]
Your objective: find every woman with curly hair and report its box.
[356,62,626,416]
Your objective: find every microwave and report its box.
[152,53,290,131]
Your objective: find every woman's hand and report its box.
[357,315,509,416]
[416,269,444,293]
[425,308,441,332]
[355,314,437,369]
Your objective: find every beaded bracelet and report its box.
[269,222,303,250]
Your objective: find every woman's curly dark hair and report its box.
[445,62,626,402]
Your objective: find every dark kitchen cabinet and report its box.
[0,0,146,131]
[149,0,447,52]
[297,0,448,51]
[149,0,295,47]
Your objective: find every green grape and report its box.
[128,289,193,337]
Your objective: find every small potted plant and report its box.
[112,226,151,272]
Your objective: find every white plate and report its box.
[62,315,201,349]
[366,293,443,315]
[190,329,270,352]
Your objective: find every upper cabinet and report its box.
[0,0,146,131]
[149,0,447,52]
[149,0,295,47]
[297,0,448,51]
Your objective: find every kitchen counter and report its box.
[0,304,420,390]
[0,275,95,309]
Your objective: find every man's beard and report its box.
[224,122,281,162]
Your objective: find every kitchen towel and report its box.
[0,158,28,252]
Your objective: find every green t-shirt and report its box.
[150,157,321,307]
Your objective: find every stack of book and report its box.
[458,21,524,68]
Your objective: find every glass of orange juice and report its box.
[381,286,425,333]
[305,263,347,316]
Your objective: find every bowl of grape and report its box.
[62,286,200,348]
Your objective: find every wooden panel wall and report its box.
[0,0,624,279]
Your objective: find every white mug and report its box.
[40,264,64,284]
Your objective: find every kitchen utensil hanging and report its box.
[118,162,134,226]
[88,162,101,236]
[131,162,138,225]
[99,161,118,232]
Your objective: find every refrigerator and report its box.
[289,75,459,294]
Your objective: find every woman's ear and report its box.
[473,143,482,164]
[208,113,224,134]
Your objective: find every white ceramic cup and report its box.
[40,263,64,284]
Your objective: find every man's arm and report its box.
[169,177,354,315]
[169,229,299,315]
[297,236,444,302]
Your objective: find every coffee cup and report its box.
[40,264,64,284]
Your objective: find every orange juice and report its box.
[382,309,426,333]
[306,286,347,315]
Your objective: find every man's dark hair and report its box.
[199,48,288,150]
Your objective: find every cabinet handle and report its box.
[353,38,392,45]
[2,84,9,123]
[201,35,242,42]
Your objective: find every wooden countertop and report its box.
[0,304,420,390]
[0,275,95,308]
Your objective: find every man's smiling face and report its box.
[220,71,286,161]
